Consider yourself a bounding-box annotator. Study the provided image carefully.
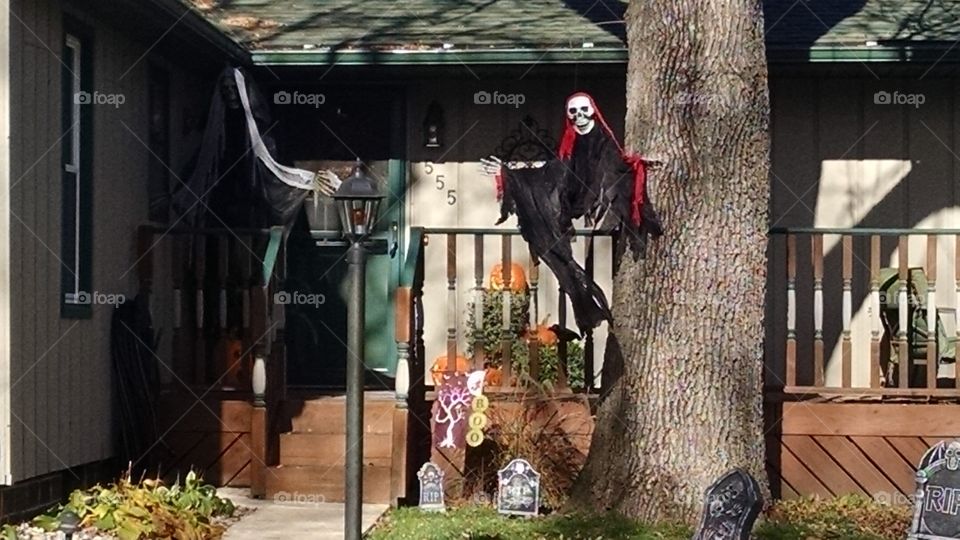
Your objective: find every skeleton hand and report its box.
[313,170,342,197]
[479,155,502,176]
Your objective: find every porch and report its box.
[137,223,960,505]
[766,227,960,502]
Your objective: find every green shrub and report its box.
[7,470,236,540]
[757,494,912,540]
[466,289,585,389]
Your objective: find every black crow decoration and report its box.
[490,92,662,332]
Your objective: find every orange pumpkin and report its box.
[533,324,558,346]
[431,353,470,385]
[489,263,527,292]
[484,366,503,386]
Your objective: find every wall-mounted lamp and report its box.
[423,100,444,148]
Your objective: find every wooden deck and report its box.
[766,400,960,502]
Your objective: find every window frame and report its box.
[60,18,93,319]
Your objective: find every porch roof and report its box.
[180,0,960,65]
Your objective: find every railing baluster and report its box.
[527,255,540,382]
[786,234,796,387]
[473,234,484,371]
[583,236,595,392]
[501,236,513,386]
[171,236,186,382]
[898,236,910,388]
[870,235,881,388]
[194,235,207,385]
[842,235,853,388]
[218,236,229,332]
[395,286,411,402]
[812,234,824,387]
[927,234,938,389]
[557,288,569,390]
[956,233,960,390]
[446,234,457,373]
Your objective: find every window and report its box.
[60,21,93,318]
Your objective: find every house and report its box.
[0,0,958,520]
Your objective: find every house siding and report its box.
[7,0,206,482]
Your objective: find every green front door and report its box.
[359,159,405,376]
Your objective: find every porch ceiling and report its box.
[178,0,960,64]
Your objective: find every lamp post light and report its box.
[332,160,384,540]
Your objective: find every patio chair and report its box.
[878,267,957,387]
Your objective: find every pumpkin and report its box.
[533,324,558,346]
[489,262,527,292]
[431,353,470,385]
[484,366,503,386]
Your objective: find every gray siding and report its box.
[7,0,204,481]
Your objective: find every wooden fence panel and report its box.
[766,401,960,502]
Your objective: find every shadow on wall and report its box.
[766,74,960,387]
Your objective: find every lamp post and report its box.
[332,161,384,540]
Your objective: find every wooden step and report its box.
[282,398,396,434]
[264,464,392,504]
[279,432,393,467]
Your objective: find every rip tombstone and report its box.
[693,468,763,540]
[909,440,960,539]
[417,462,445,512]
[497,458,540,517]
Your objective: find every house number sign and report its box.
[423,162,457,206]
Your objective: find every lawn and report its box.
[367,496,912,540]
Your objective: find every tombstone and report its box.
[909,440,960,539]
[497,458,540,517]
[417,462,446,512]
[693,468,763,540]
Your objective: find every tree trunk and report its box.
[571,0,771,523]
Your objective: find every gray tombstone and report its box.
[909,440,960,539]
[693,468,763,540]
[417,462,445,512]
[497,458,540,517]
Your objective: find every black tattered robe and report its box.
[497,127,662,332]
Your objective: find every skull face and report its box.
[566,95,596,135]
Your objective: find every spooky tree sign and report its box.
[433,371,487,449]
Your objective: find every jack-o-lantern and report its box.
[489,262,527,292]
[431,353,470,385]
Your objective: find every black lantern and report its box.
[422,100,444,148]
[332,161,384,242]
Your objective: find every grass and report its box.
[366,506,691,540]
[368,495,913,540]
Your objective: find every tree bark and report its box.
[571,0,771,523]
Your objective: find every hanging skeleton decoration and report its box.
[484,92,663,332]
[172,67,340,227]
